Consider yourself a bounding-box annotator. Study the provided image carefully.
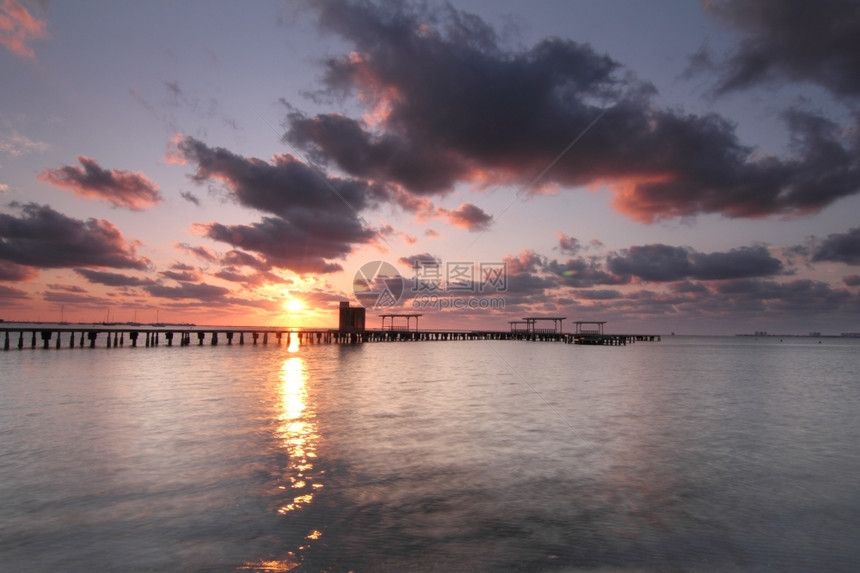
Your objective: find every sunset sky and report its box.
[2,0,859,334]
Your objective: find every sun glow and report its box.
[285,297,304,313]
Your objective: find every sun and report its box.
[285,298,304,313]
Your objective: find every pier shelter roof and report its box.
[519,317,567,334]
[574,321,606,335]
[378,313,423,331]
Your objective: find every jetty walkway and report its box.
[1,325,660,350]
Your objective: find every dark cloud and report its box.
[712,278,855,316]
[286,111,472,195]
[844,274,860,287]
[811,226,860,264]
[607,244,692,282]
[213,268,282,287]
[47,283,88,293]
[204,217,350,274]
[574,289,623,300]
[176,242,218,263]
[398,252,441,269]
[74,268,153,287]
[286,0,860,222]
[0,284,31,299]
[546,256,626,288]
[288,0,627,194]
[213,268,251,284]
[144,282,231,301]
[496,250,557,306]
[159,269,201,282]
[222,249,271,271]
[172,135,382,272]
[437,203,492,231]
[42,290,109,306]
[0,259,38,281]
[38,156,162,211]
[609,108,860,222]
[180,190,201,206]
[671,280,712,295]
[701,0,860,98]
[557,233,582,256]
[607,244,783,282]
[173,135,387,218]
[0,203,149,270]
[691,246,784,280]
[410,241,858,328]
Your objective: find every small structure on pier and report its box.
[512,317,567,334]
[574,321,606,335]
[379,313,422,331]
[338,301,366,332]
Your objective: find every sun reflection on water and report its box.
[287,332,299,353]
[277,356,320,513]
[242,354,323,570]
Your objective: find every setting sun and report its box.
[285,298,304,313]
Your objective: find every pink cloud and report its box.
[0,0,46,59]
[38,156,162,211]
[436,203,493,232]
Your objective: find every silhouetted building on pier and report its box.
[339,302,366,332]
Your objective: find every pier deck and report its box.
[1,325,660,350]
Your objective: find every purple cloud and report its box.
[39,156,162,211]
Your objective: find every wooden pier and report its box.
[1,324,660,350]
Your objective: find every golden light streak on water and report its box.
[239,558,300,572]
[271,355,324,564]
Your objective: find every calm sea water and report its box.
[1,333,858,572]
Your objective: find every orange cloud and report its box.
[0,0,46,59]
